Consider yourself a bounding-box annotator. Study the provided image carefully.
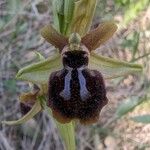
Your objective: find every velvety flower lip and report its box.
[48,66,108,125]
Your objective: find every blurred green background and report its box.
[0,0,150,149]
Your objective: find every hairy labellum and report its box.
[48,49,108,125]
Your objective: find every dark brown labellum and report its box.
[48,50,108,125]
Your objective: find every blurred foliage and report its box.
[131,114,150,123]
[122,0,149,25]
[130,97,150,124]
[121,31,140,61]
[115,96,146,119]
[96,0,150,25]
[116,0,149,25]
[3,79,17,96]
[0,0,22,30]
[115,0,131,6]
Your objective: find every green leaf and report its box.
[115,96,145,119]
[16,53,62,84]
[46,106,76,150]
[70,0,97,36]
[131,114,150,124]
[2,100,41,125]
[89,52,143,79]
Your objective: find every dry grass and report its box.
[0,0,150,150]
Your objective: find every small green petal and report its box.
[2,100,41,125]
[16,53,62,84]
[89,52,143,79]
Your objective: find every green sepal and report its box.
[2,100,41,125]
[70,0,97,36]
[16,53,62,84]
[89,52,143,79]
[16,51,143,85]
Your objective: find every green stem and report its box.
[46,106,76,150]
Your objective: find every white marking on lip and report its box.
[60,68,72,100]
[60,66,90,101]
[77,69,90,101]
